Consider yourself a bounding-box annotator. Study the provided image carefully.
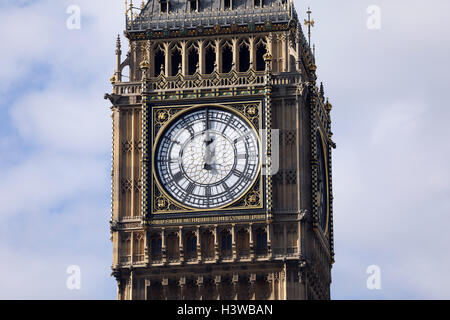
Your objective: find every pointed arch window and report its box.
[221,41,233,73]
[238,40,250,72]
[255,39,267,71]
[187,43,199,75]
[205,41,216,74]
[160,0,169,14]
[189,0,198,12]
[170,43,182,76]
[154,44,165,76]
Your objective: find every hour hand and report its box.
[203,136,215,170]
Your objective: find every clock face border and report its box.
[150,102,265,215]
[316,129,330,236]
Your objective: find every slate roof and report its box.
[127,0,297,31]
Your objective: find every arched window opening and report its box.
[160,0,169,13]
[189,0,198,12]
[149,282,163,300]
[121,65,130,81]
[254,0,261,8]
[187,45,199,75]
[134,234,144,262]
[255,41,267,71]
[154,46,165,76]
[224,0,231,10]
[290,55,297,72]
[238,42,250,72]
[236,229,250,257]
[222,44,233,73]
[255,229,267,254]
[185,233,197,260]
[120,235,131,263]
[220,230,232,258]
[205,44,216,74]
[171,47,182,76]
[150,234,162,260]
[166,233,180,261]
[201,231,215,259]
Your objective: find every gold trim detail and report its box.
[150,102,265,215]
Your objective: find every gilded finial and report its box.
[319,82,324,99]
[140,59,150,70]
[304,7,315,47]
[325,98,333,112]
[263,53,273,61]
[116,34,121,53]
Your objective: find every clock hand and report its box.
[204,108,216,171]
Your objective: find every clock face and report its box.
[316,131,328,232]
[155,106,260,210]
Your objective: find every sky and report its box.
[0,0,449,300]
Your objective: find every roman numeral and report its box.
[183,183,196,202]
[172,171,184,183]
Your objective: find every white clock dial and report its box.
[155,107,260,209]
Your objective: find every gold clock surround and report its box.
[150,102,265,214]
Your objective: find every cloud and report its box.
[0,0,449,300]
[0,0,124,299]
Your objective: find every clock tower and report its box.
[105,0,335,300]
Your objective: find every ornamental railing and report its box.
[127,5,295,32]
[112,71,301,96]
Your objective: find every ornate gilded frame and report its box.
[150,101,265,215]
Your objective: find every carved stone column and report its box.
[144,229,150,264]
[267,223,272,257]
[281,32,289,72]
[232,37,238,71]
[130,231,135,264]
[179,227,184,262]
[266,33,274,71]
[161,228,167,264]
[249,36,255,70]
[296,27,301,71]
[162,277,169,300]
[249,274,256,300]
[144,278,150,300]
[249,224,254,260]
[215,275,221,300]
[215,39,221,72]
[196,227,201,261]
[198,40,205,74]
[163,42,170,76]
[232,224,237,260]
[179,276,186,300]
[232,274,239,300]
[214,225,219,260]
[267,273,274,300]
[197,276,204,300]
[181,41,187,76]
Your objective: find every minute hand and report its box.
[204,109,215,170]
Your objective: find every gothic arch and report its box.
[220,40,233,73]
[187,42,199,75]
[153,43,165,76]
[238,39,250,72]
[169,42,182,76]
